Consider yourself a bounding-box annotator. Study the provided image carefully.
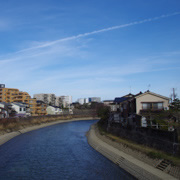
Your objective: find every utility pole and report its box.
[171,88,177,102]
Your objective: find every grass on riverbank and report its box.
[97,123,180,166]
[0,115,94,135]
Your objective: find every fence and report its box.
[107,125,179,156]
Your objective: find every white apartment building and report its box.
[88,97,101,103]
[77,98,89,105]
[33,93,56,106]
[55,96,72,108]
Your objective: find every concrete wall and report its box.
[87,125,176,180]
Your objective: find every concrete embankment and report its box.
[0,117,99,146]
[87,124,177,180]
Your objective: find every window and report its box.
[153,103,158,109]
[20,108,22,111]
[142,103,150,110]
[24,108,26,111]
[142,102,163,110]
[157,103,163,109]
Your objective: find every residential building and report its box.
[55,96,63,107]
[103,100,114,106]
[36,100,47,116]
[0,85,20,103]
[0,107,8,118]
[33,93,56,106]
[56,95,72,108]
[0,102,14,118]
[110,91,170,128]
[11,102,26,117]
[0,102,10,118]
[77,98,88,105]
[103,100,114,110]
[88,97,101,103]
[0,84,47,116]
[135,91,170,115]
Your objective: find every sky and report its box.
[0,0,180,102]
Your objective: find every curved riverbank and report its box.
[0,117,99,146]
[0,120,135,180]
[87,124,177,180]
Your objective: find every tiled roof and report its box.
[114,97,129,103]
[12,102,26,107]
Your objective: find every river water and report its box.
[0,120,136,180]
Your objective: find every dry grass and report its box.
[0,114,91,134]
[0,124,4,131]
[97,124,180,166]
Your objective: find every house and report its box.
[135,91,170,115]
[46,106,63,115]
[11,102,26,117]
[0,107,8,118]
[0,102,14,118]
[103,100,116,111]
[111,91,170,128]
[0,84,41,116]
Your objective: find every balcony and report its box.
[140,109,164,114]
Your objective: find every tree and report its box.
[169,98,180,123]
[97,104,110,126]
[169,98,180,111]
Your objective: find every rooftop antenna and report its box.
[148,84,151,91]
[130,86,131,94]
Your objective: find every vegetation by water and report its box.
[0,113,95,135]
[97,123,180,166]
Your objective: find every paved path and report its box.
[87,124,177,180]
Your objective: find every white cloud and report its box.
[1,12,180,100]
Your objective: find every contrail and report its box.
[13,11,180,53]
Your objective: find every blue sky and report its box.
[0,0,180,101]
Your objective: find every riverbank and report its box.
[0,117,99,146]
[87,124,178,180]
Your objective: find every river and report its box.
[0,120,136,180]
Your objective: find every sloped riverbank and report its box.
[0,117,99,146]
[87,124,178,180]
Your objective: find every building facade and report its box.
[135,91,170,114]
[55,96,72,108]
[0,84,46,116]
[33,94,56,106]
[110,91,170,128]
[76,98,89,105]
[88,97,101,103]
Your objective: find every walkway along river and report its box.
[0,119,135,180]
